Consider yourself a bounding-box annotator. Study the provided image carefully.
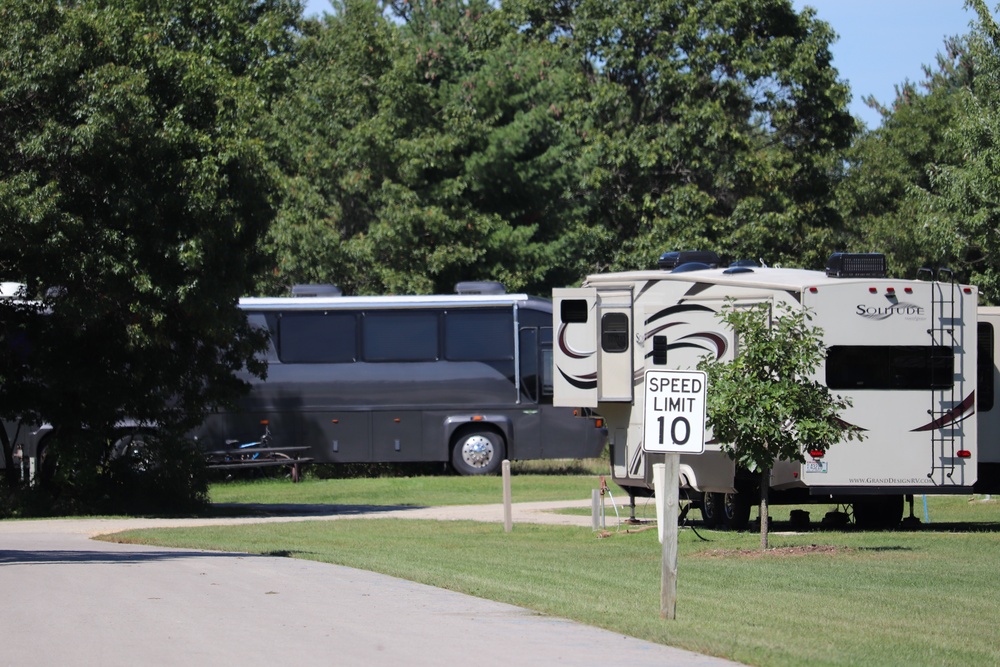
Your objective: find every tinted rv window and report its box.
[364,311,438,361]
[278,312,357,363]
[979,323,995,412]
[601,313,629,353]
[826,345,953,390]
[540,327,554,397]
[445,310,514,360]
[541,348,553,396]
[246,312,278,362]
[561,299,588,323]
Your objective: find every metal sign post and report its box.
[643,369,707,619]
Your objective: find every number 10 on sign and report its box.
[642,369,707,454]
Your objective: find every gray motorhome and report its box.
[554,252,986,528]
[190,285,606,474]
[2,284,606,479]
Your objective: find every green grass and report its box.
[105,485,1000,667]
[208,470,605,507]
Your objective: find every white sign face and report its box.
[642,369,707,454]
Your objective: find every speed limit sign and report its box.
[642,369,706,454]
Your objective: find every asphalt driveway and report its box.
[0,502,743,667]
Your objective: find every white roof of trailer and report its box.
[240,293,545,311]
[582,267,961,291]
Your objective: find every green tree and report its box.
[836,32,974,282]
[697,301,859,550]
[271,0,854,295]
[270,0,593,295]
[563,0,855,272]
[925,0,1000,303]
[834,3,1000,303]
[0,0,298,509]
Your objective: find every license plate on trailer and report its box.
[805,461,828,474]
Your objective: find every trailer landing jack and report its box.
[900,494,923,528]
[622,493,643,524]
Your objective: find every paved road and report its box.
[0,501,743,667]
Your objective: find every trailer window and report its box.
[601,313,629,353]
[561,299,589,323]
[363,311,438,361]
[979,323,995,412]
[445,310,514,361]
[278,312,357,363]
[826,345,953,390]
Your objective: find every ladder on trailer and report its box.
[920,268,960,484]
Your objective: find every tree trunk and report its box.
[760,465,770,551]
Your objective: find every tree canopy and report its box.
[836,0,1000,304]
[269,0,593,295]
[0,0,298,503]
[269,0,856,294]
[565,0,856,271]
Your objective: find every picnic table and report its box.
[205,446,313,483]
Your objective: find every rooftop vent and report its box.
[291,284,343,297]
[657,250,721,271]
[825,253,887,278]
[455,281,506,295]
[672,262,713,273]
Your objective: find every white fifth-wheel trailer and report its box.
[554,252,989,529]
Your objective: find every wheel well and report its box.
[450,423,507,451]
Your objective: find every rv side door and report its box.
[596,289,634,402]
[553,288,598,408]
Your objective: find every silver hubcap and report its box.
[461,435,494,468]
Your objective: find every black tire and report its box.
[700,492,724,528]
[853,495,904,530]
[111,432,155,473]
[451,430,505,476]
[722,492,752,531]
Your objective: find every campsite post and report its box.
[643,369,707,620]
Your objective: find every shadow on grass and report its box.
[713,518,1000,534]
[907,521,1000,533]
[208,502,427,518]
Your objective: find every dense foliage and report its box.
[269,0,855,294]
[268,0,595,295]
[0,0,298,508]
[837,0,1000,303]
[567,0,855,271]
